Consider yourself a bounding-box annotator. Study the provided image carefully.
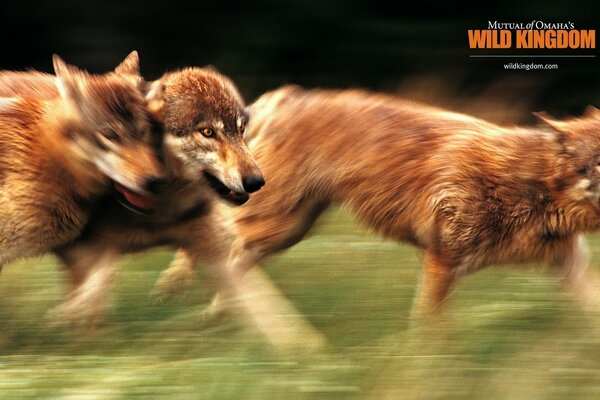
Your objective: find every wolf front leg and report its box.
[195,237,327,352]
[152,244,236,324]
[151,248,199,300]
[410,251,456,326]
[201,237,261,321]
[206,198,330,320]
[152,203,233,299]
[552,234,600,309]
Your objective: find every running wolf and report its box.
[178,86,600,322]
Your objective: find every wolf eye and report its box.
[200,128,215,138]
[239,124,246,134]
[176,130,186,138]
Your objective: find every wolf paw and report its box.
[45,300,107,330]
[198,303,230,327]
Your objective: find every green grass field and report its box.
[2,207,600,400]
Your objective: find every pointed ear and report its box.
[533,111,571,134]
[53,54,85,107]
[534,111,583,156]
[114,51,143,88]
[145,79,166,122]
[584,105,600,118]
[115,51,140,76]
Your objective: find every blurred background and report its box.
[1,0,598,118]
[1,1,600,399]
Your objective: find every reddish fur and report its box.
[208,87,600,320]
[0,71,57,98]
[0,55,162,267]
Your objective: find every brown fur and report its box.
[186,86,600,323]
[0,54,162,266]
[48,67,263,326]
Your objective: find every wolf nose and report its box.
[143,177,166,194]
[242,174,265,193]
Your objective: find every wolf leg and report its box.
[200,202,329,351]
[151,206,232,299]
[200,237,261,322]
[204,199,329,320]
[51,245,118,328]
[410,251,455,325]
[151,248,198,300]
[200,237,327,352]
[553,234,600,309]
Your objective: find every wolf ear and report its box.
[534,111,574,135]
[145,79,166,122]
[114,51,143,88]
[534,111,582,155]
[584,105,600,118]
[115,51,140,76]
[53,54,86,108]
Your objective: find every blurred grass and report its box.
[2,207,600,399]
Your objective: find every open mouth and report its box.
[113,182,158,214]
[203,171,249,205]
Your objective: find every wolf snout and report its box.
[242,174,265,193]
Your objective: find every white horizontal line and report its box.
[470,55,596,58]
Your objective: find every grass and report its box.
[2,207,600,399]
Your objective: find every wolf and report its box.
[157,85,600,324]
[0,53,163,267]
[41,67,264,325]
